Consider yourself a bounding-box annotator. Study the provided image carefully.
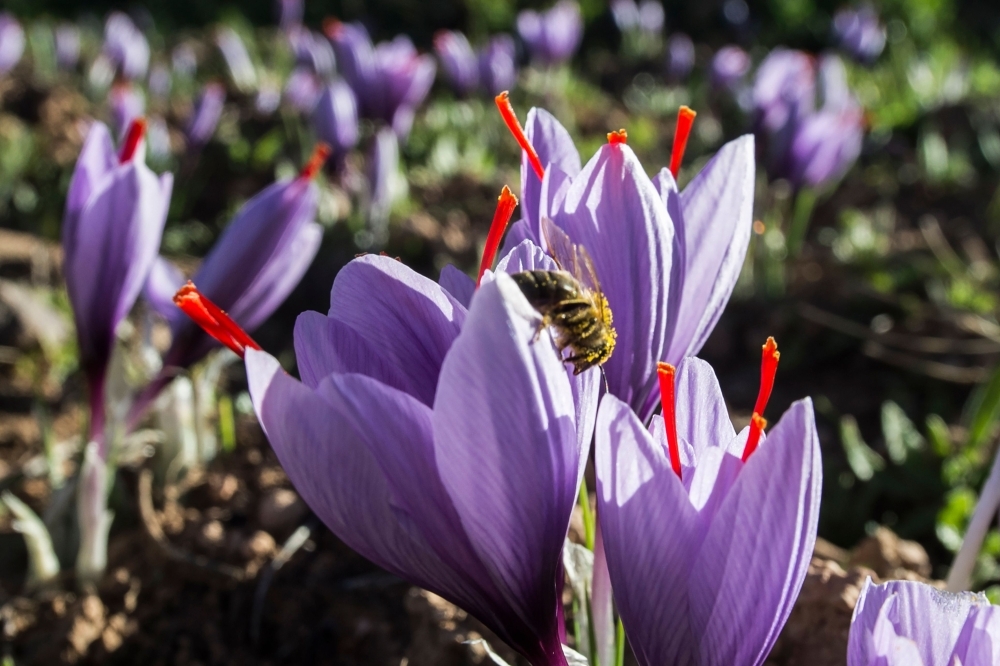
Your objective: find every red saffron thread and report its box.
[657,362,683,480]
[300,143,332,180]
[119,117,148,164]
[607,128,628,145]
[495,91,545,181]
[743,413,768,462]
[173,282,262,358]
[742,337,780,462]
[476,186,519,286]
[322,18,343,38]
[668,106,697,178]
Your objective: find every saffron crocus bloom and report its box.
[479,35,517,96]
[833,5,886,64]
[710,45,750,92]
[238,259,596,666]
[63,119,173,445]
[435,30,479,97]
[494,99,754,419]
[0,13,25,75]
[517,1,584,65]
[186,82,226,148]
[666,34,695,82]
[143,144,327,380]
[109,84,145,139]
[278,0,303,30]
[848,578,1000,666]
[752,48,815,135]
[326,22,436,139]
[285,28,336,111]
[103,12,149,80]
[216,26,257,91]
[54,23,80,70]
[311,81,359,157]
[596,352,821,666]
[787,100,863,188]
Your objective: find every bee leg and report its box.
[533,315,551,342]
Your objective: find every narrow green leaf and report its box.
[882,401,925,464]
[963,363,1000,450]
[841,415,885,481]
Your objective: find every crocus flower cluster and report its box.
[284,27,336,112]
[753,49,864,189]
[517,1,584,66]
[186,82,226,148]
[848,578,1000,665]
[611,0,665,36]
[101,12,149,81]
[434,31,517,98]
[833,5,886,64]
[0,13,25,75]
[666,33,695,82]
[710,45,751,92]
[326,21,436,139]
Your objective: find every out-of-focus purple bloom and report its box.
[666,33,695,81]
[479,35,517,96]
[54,23,80,70]
[500,107,755,419]
[109,84,146,139]
[311,80,358,157]
[103,12,149,80]
[245,258,597,665]
[834,5,886,63]
[326,22,436,139]
[368,127,401,234]
[753,48,815,134]
[639,0,665,34]
[848,578,1000,666]
[517,1,584,65]
[284,67,322,112]
[611,0,641,31]
[613,0,664,35]
[146,116,172,161]
[289,27,335,77]
[788,92,863,187]
[710,45,751,91]
[435,30,479,97]
[172,43,197,77]
[0,13,25,75]
[63,120,173,443]
[256,79,281,115]
[216,26,257,91]
[148,150,324,372]
[277,0,303,30]
[596,357,821,666]
[817,53,851,110]
[186,82,225,148]
[148,64,172,99]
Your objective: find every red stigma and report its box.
[668,106,697,178]
[495,91,545,181]
[476,186,519,287]
[322,18,343,38]
[173,282,262,359]
[742,337,780,462]
[300,143,331,180]
[119,117,147,164]
[607,128,628,145]
[657,362,682,480]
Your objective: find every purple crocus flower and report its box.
[613,0,664,35]
[277,0,304,31]
[752,48,815,135]
[611,0,641,32]
[596,355,821,665]
[833,5,886,63]
[517,1,584,65]
[146,116,172,161]
[284,67,322,113]
[186,82,226,148]
[216,26,257,91]
[242,258,597,666]
[0,13,25,75]
[109,84,146,140]
[103,12,149,80]
[54,23,80,71]
[143,144,327,375]
[289,27,335,77]
[435,30,479,97]
[848,578,1000,665]
[311,80,359,157]
[148,64,172,99]
[326,21,436,139]
[494,102,755,419]
[63,119,173,444]
[666,33,695,82]
[479,35,517,96]
[710,45,751,92]
[787,101,863,188]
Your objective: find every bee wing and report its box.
[540,216,603,294]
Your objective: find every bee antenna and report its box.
[600,366,609,394]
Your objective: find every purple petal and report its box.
[788,107,863,189]
[0,13,26,75]
[64,122,118,267]
[435,30,479,96]
[553,142,674,417]
[143,256,185,321]
[522,108,581,238]
[494,238,558,275]
[689,399,821,666]
[438,264,475,309]
[433,273,595,662]
[186,82,226,147]
[478,35,517,96]
[311,80,359,155]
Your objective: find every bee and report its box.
[510,218,617,375]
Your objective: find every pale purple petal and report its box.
[435,30,479,96]
[143,256,185,321]
[311,80,359,155]
[0,14,26,75]
[522,108,581,238]
[64,122,118,267]
[438,264,475,309]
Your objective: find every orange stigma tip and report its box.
[753,336,780,417]
[173,282,262,359]
[743,412,768,462]
[476,186,519,287]
[300,143,331,180]
[607,129,628,145]
[495,91,545,181]
[668,106,697,178]
[656,362,682,480]
[119,117,147,164]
